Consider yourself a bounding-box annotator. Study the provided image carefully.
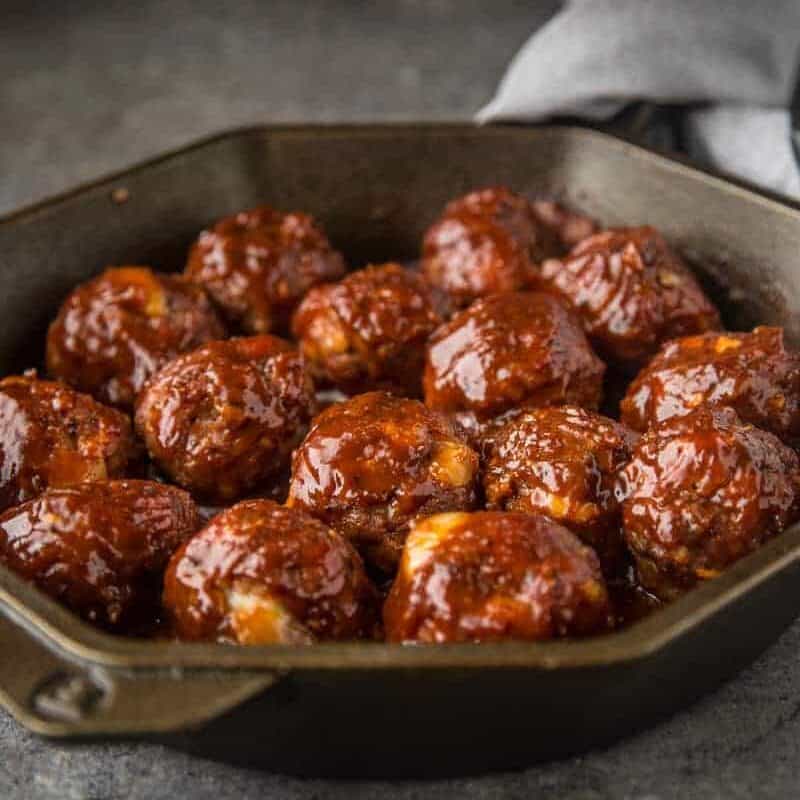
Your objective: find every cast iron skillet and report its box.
[1,124,800,777]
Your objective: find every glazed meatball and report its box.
[287,391,479,572]
[621,327,800,446]
[619,406,800,600]
[383,511,612,643]
[530,199,598,250]
[46,266,225,408]
[163,500,378,644]
[185,205,346,335]
[421,187,562,309]
[0,374,139,511]
[0,480,199,631]
[292,263,447,397]
[135,335,316,503]
[482,406,638,569]
[533,226,721,368]
[424,292,605,435]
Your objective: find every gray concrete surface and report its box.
[0,0,548,213]
[1,1,799,797]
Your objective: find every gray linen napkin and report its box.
[478,0,800,198]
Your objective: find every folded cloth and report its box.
[478,0,800,198]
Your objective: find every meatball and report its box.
[482,406,638,569]
[383,511,612,643]
[292,263,447,397]
[530,199,598,250]
[287,391,479,572]
[184,205,346,335]
[0,480,199,631]
[621,327,800,446]
[533,226,721,368]
[618,406,800,599]
[0,374,139,512]
[421,187,562,309]
[423,292,605,435]
[135,335,316,503]
[46,266,225,408]
[163,499,378,644]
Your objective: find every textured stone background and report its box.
[2,1,800,797]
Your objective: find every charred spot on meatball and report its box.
[533,226,721,369]
[135,335,316,503]
[384,511,612,643]
[619,405,800,600]
[0,480,199,631]
[287,391,480,573]
[0,374,140,512]
[163,499,379,644]
[185,205,346,335]
[482,405,638,572]
[621,327,800,446]
[292,263,447,397]
[423,292,605,437]
[46,266,225,409]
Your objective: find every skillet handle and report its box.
[0,608,279,738]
